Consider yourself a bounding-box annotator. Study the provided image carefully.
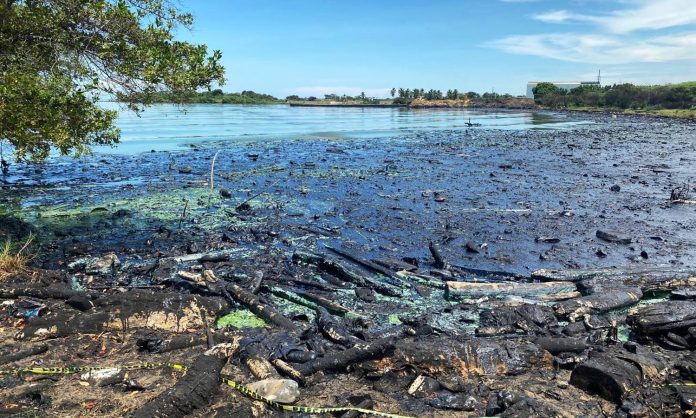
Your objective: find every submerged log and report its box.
[225,283,298,332]
[553,287,642,319]
[446,281,576,299]
[133,344,236,418]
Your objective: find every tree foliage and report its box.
[0,0,224,161]
[535,82,696,110]
[532,82,564,103]
[144,89,279,104]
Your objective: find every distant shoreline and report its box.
[288,102,406,108]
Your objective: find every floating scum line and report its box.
[0,362,415,418]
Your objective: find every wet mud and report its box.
[0,112,695,417]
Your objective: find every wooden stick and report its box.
[445,281,577,299]
[225,283,298,332]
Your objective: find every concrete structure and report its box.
[526,80,600,98]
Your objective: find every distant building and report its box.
[526,80,600,98]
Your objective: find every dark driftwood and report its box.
[553,287,643,319]
[450,265,523,280]
[478,304,557,335]
[532,267,696,283]
[446,281,576,299]
[570,353,642,403]
[316,306,359,346]
[388,337,553,379]
[627,301,696,335]
[595,230,632,245]
[0,284,91,300]
[293,251,402,297]
[294,335,397,376]
[16,291,227,340]
[294,289,350,315]
[429,241,448,269]
[245,356,279,379]
[326,246,400,280]
[373,257,418,272]
[534,337,587,355]
[4,380,55,403]
[136,334,207,354]
[225,283,298,332]
[133,349,228,418]
[0,344,48,365]
[578,274,696,294]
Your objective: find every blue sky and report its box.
[183,0,696,97]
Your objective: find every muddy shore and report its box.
[1,112,695,417]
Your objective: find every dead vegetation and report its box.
[0,233,33,281]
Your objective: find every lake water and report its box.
[97,103,591,154]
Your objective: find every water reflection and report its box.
[96,103,591,154]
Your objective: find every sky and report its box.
[182,0,696,98]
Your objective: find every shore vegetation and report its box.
[533,81,696,116]
[0,0,224,162]
[139,89,280,104]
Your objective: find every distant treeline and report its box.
[286,93,382,104]
[123,88,526,105]
[390,88,513,104]
[130,89,281,104]
[287,89,519,104]
[533,82,696,110]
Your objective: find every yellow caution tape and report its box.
[220,375,413,417]
[1,363,415,418]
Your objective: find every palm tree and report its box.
[390,88,396,98]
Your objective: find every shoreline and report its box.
[112,99,695,120]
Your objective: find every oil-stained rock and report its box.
[553,287,642,320]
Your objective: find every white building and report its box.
[526,80,601,98]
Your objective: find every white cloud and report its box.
[289,86,391,98]
[533,0,696,33]
[534,10,599,24]
[488,32,696,64]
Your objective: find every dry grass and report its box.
[0,233,34,281]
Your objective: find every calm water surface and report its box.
[97,103,591,154]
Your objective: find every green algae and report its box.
[217,310,266,328]
[388,313,402,325]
